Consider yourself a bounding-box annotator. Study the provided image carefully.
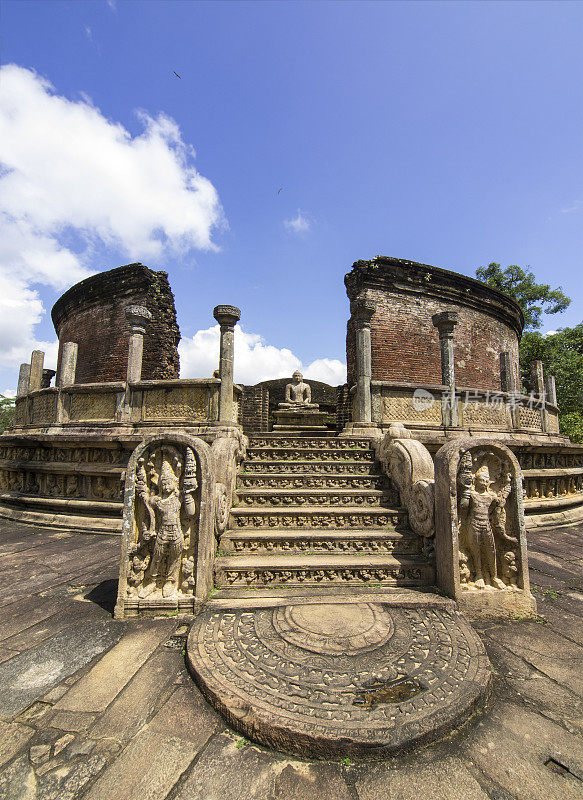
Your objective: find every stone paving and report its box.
[0,520,581,800]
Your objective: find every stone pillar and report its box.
[125,306,152,384]
[213,305,241,423]
[57,342,78,388]
[16,364,31,397]
[28,350,45,392]
[544,374,557,406]
[530,360,545,397]
[500,351,517,393]
[431,311,459,427]
[41,369,56,389]
[351,298,376,425]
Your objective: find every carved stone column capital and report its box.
[431,311,459,339]
[350,298,376,327]
[213,305,241,329]
[125,305,152,335]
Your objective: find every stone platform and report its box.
[186,595,491,759]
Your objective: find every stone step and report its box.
[236,488,394,508]
[229,506,407,529]
[220,528,423,556]
[214,553,435,588]
[237,473,389,490]
[245,448,374,463]
[248,436,372,450]
[241,460,379,475]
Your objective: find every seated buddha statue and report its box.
[279,371,318,409]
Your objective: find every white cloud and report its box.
[106,0,117,9]
[284,209,311,236]
[84,25,93,41]
[179,325,347,386]
[560,199,583,214]
[0,64,224,372]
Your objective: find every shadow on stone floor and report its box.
[84,579,118,615]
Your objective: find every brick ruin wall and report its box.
[345,258,523,392]
[240,386,270,434]
[52,263,181,384]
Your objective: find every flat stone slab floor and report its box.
[0,518,582,799]
[186,597,491,759]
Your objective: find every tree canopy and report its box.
[476,262,571,330]
[0,395,15,433]
[520,325,583,443]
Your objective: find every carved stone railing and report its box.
[375,423,436,557]
[367,381,560,435]
[8,378,242,429]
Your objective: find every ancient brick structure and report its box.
[240,385,270,433]
[52,263,180,384]
[345,256,523,391]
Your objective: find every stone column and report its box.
[500,351,517,393]
[351,298,376,425]
[213,305,241,423]
[544,374,557,406]
[125,306,152,383]
[530,360,545,397]
[431,311,459,427]
[28,350,45,392]
[16,364,31,397]
[57,342,78,388]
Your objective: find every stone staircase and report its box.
[214,435,435,589]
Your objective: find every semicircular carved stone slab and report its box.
[187,601,491,760]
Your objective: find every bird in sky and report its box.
[277,187,283,194]
[173,71,181,79]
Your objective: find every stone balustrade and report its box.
[363,381,560,436]
[9,378,242,429]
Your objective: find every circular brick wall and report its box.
[345,257,524,392]
[52,263,181,384]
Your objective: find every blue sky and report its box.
[1,0,582,393]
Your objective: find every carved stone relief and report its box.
[115,433,214,618]
[434,437,536,618]
[456,450,518,590]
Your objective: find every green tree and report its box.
[0,395,15,433]
[477,263,580,442]
[520,326,583,443]
[476,262,571,330]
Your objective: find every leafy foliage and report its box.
[476,262,571,330]
[520,326,583,443]
[0,395,15,433]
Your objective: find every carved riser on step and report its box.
[222,536,423,556]
[237,493,392,508]
[230,510,407,529]
[241,462,378,475]
[249,438,371,450]
[238,475,389,490]
[215,564,435,588]
[246,450,374,463]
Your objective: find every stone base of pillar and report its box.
[339,422,382,440]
